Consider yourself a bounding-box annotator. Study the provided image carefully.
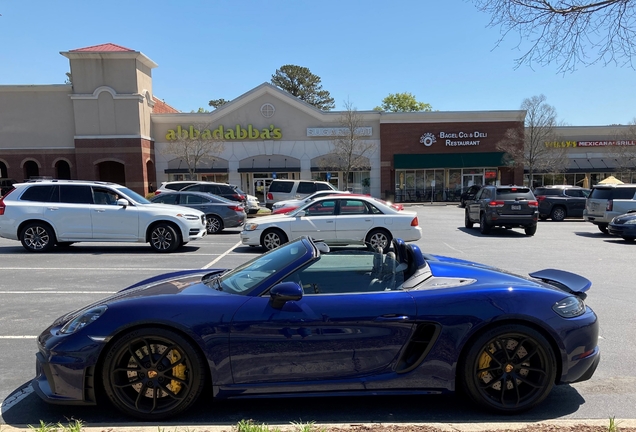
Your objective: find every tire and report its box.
[206,215,223,234]
[56,242,75,248]
[149,223,181,253]
[550,207,566,221]
[623,236,636,242]
[366,229,392,253]
[20,222,56,252]
[479,213,491,235]
[464,210,474,229]
[261,229,288,251]
[461,324,556,414]
[525,225,537,236]
[539,215,548,221]
[598,224,609,234]
[101,327,206,420]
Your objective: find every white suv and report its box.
[265,179,337,209]
[0,180,207,253]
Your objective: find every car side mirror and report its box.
[270,281,303,309]
[117,198,129,207]
[295,210,306,217]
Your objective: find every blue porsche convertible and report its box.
[33,237,600,420]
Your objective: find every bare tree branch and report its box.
[162,123,225,179]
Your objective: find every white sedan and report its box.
[271,190,350,211]
[240,195,421,251]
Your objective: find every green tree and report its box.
[271,65,335,111]
[374,92,432,112]
[191,107,211,113]
[208,98,229,109]
[472,0,636,73]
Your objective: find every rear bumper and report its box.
[488,213,537,227]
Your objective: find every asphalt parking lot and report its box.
[1,204,635,427]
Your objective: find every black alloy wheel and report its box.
[102,328,206,420]
[462,324,556,413]
[464,210,474,229]
[479,213,491,235]
[150,223,181,253]
[262,229,288,251]
[550,207,566,222]
[20,222,55,252]
[206,215,223,234]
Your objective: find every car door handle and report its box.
[326,220,334,223]
[94,209,106,212]
[375,315,411,322]
[47,207,59,211]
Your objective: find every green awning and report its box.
[394,152,506,169]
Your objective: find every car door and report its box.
[290,199,337,241]
[335,198,374,243]
[565,189,587,216]
[89,187,140,240]
[468,187,490,221]
[229,273,416,385]
[44,185,93,240]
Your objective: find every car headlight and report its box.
[552,296,585,318]
[177,213,201,220]
[244,222,259,231]
[623,219,636,225]
[60,305,108,334]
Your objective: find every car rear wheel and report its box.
[262,229,288,251]
[102,327,206,420]
[206,215,223,234]
[20,222,56,252]
[479,213,491,235]
[598,224,609,234]
[525,225,537,236]
[464,210,474,228]
[366,229,392,252]
[150,223,181,253]
[461,324,556,413]
[550,207,566,221]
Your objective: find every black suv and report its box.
[459,184,482,207]
[465,185,539,235]
[181,182,246,203]
[534,185,590,221]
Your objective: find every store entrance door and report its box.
[254,179,273,203]
[462,174,483,191]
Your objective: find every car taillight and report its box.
[154,191,161,195]
[607,199,613,211]
[488,200,505,207]
[267,192,273,200]
[232,194,243,201]
[411,217,419,226]
[536,196,546,202]
[0,199,5,216]
[528,200,538,208]
[228,205,243,212]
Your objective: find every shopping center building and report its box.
[1,43,633,202]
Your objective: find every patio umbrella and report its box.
[598,176,624,185]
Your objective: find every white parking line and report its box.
[0,336,37,339]
[0,291,116,294]
[202,241,242,269]
[0,268,186,271]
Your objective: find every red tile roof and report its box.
[70,43,134,52]
[152,97,180,114]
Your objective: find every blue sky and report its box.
[1,0,634,126]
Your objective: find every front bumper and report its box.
[608,223,636,237]
[240,230,262,246]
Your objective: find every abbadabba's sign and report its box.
[420,131,488,147]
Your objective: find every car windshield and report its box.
[116,187,151,204]
[211,238,313,294]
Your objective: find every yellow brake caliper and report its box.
[170,349,186,394]
[478,344,496,383]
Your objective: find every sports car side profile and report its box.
[33,237,600,420]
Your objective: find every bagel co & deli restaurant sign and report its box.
[166,124,283,141]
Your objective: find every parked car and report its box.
[150,191,245,234]
[534,185,590,221]
[465,185,539,235]
[245,193,261,215]
[271,190,351,214]
[459,184,483,207]
[154,181,201,195]
[0,180,206,252]
[179,182,247,203]
[0,178,16,196]
[608,210,636,241]
[583,183,636,233]
[265,179,337,209]
[32,236,600,420]
[241,195,421,251]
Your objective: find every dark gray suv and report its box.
[465,185,539,235]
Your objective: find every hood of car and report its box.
[612,213,636,224]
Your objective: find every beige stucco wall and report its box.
[0,85,75,149]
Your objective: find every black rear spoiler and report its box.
[529,269,591,299]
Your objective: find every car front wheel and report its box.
[262,229,288,251]
[366,229,392,252]
[206,215,223,234]
[550,207,566,221]
[20,222,56,252]
[102,327,206,420]
[461,324,556,413]
[150,223,181,253]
